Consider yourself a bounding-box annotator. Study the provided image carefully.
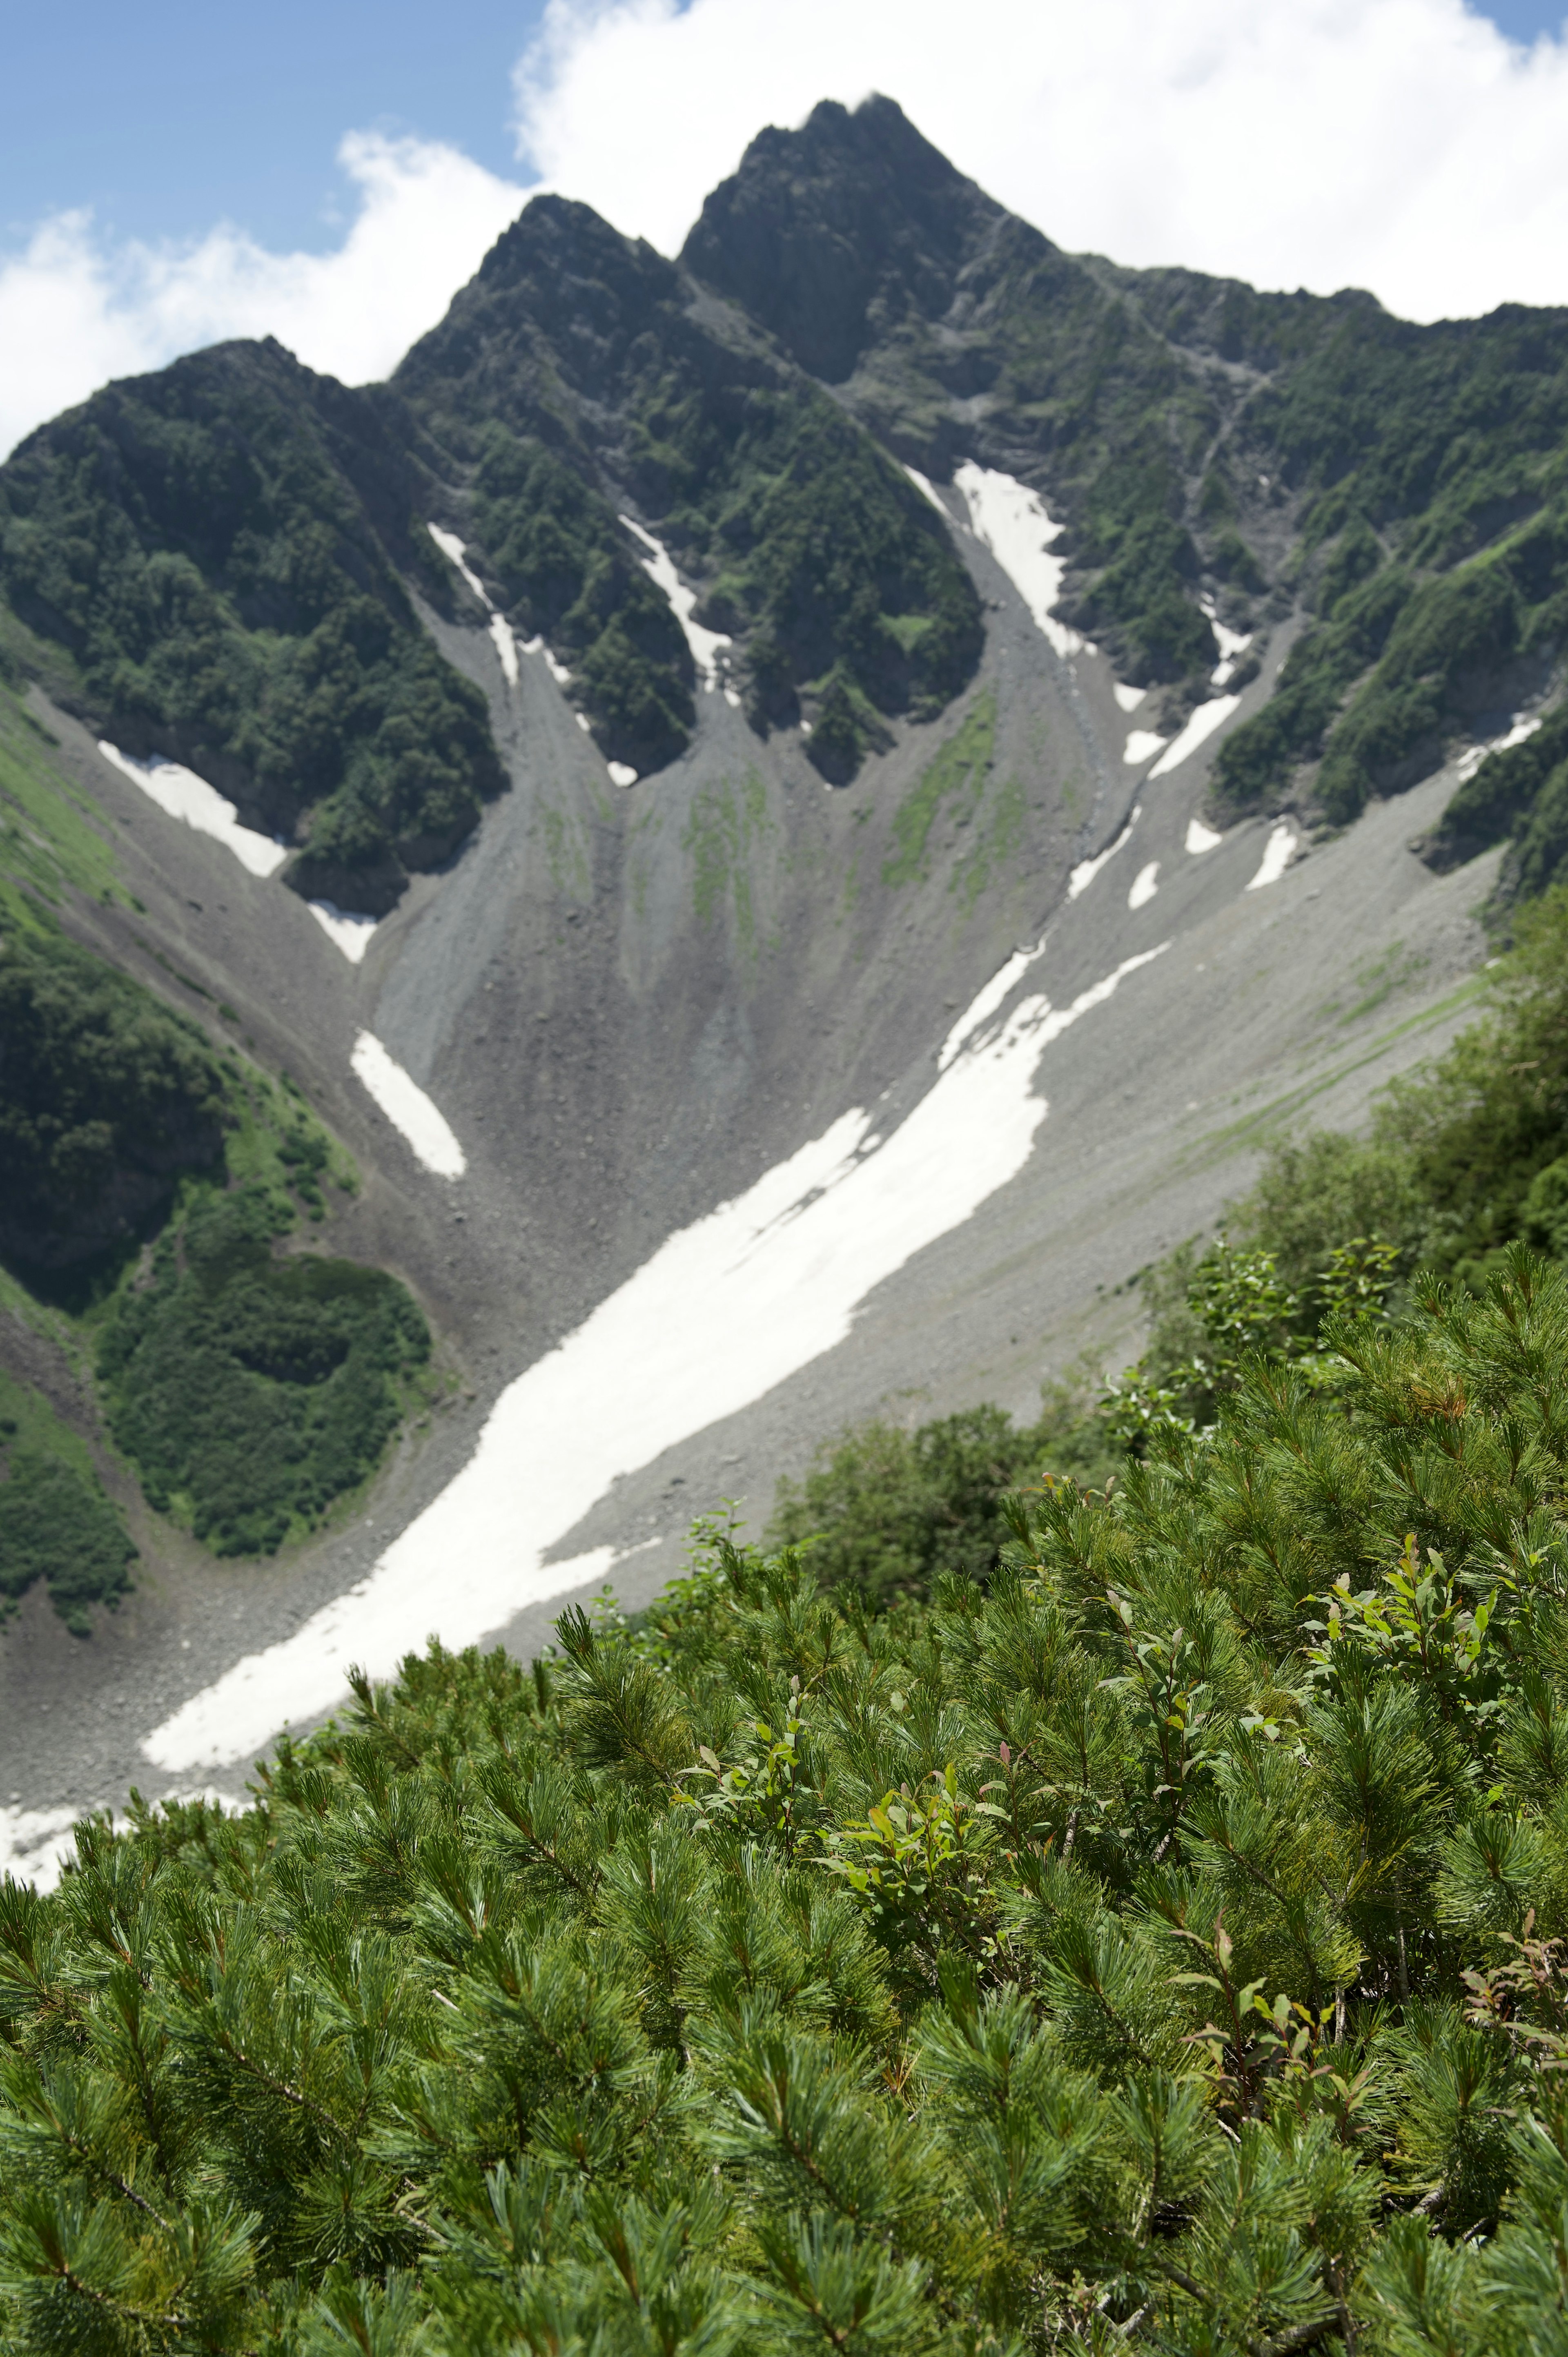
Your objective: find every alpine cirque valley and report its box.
[9,88,1568,2350]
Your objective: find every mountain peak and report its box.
[682,91,1019,384]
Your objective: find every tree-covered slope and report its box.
[0,340,504,914]
[397,193,984,782]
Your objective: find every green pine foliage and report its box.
[15,1251,1568,2349]
[0,341,504,911]
[96,1183,431,1558]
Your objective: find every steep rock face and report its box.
[682,92,1009,386]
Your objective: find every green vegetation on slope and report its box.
[469,426,696,776]
[0,1369,133,1635]
[97,1181,430,1557]
[0,927,225,1270]
[0,340,504,912]
[16,1253,1568,2348]
[1212,306,1568,856]
[1229,883,1568,1294]
[396,194,984,784]
[882,690,995,885]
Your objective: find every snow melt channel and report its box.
[952,462,1089,661]
[145,943,1168,1773]
[350,1032,466,1178]
[98,743,287,879]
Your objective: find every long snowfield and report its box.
[143,940,1169,1775]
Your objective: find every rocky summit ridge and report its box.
[0,95,1564,1860]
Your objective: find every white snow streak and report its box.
[1185,814,1224,854]
[607,761,638,788]
[308,901,378,963]
[951,462,1090,660]
[144,943,1168,1773]
[97,742,288,879]
[428,524,520,689]
[427,524,488,606]
[1113,682,1147,714]
[1200,593,1253,687]
[621,515,732,692]
[1149,694,1241,778]
[902,463,950,517]
[350,1032,466,1178]
[1068,806,1139,900]
[1128,860,1160,909]
[1454,712,1543,783]
[1123,729,1168,766]
[1246,821,1298,891]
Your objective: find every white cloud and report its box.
[514,0,1568,323]
[0,134,525,459]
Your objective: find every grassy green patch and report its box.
[953,769,1027,914]
[882,691,995,886]
[682,771,771,954]
[98,1182,430,1558]
[0,683,124,930]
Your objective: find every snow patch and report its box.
[1124,729,1168,767]
[98,741,288,879]
[1454,712,1543,783]
[621,515,733,693]
[428,526,521,692]
[723,687,742,709]
[1200,594,1253,687]
[0,1803,88,1892]
[488,615,519,687]
[575,713,592,734]
[308,901,378,963]
[951,462,1091,660]
[1185,815,1224,855]
[521,636,574,687]
[1246,821,1298,891]
[143,943,1169,1774]
[426,523,488,607]
[607,761,638,789]
[350,1032,466,1178]
[1128,860,1160,909]
[1149,695,1241,779]
[902,464,950,518]
[1068,806,1139,901]
[1113,683,1147,714]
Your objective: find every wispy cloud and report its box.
[0,134,525,457]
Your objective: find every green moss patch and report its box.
[882,691,995,886]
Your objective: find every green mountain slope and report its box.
[0,340,505,915]
[688,97,1568,889]
[396,193,983,782]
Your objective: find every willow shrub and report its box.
[11,1251,1568,2350]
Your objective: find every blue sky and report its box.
[0,0,546,252]
[2,0,1560,256]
